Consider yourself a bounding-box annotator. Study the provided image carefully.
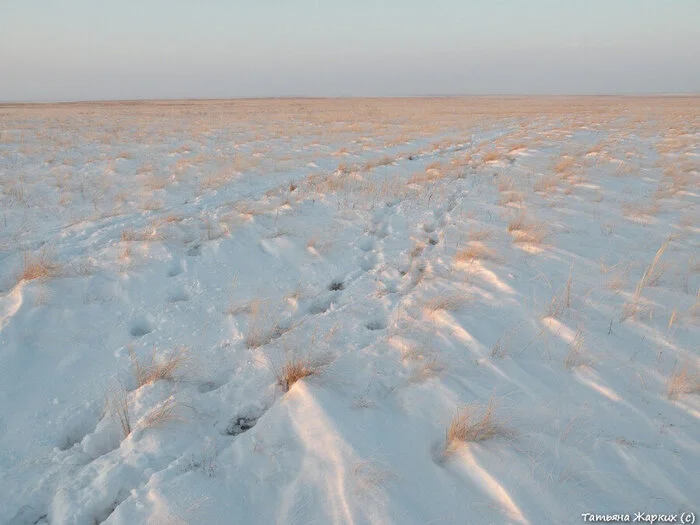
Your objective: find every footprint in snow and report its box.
[198,380,224,394]
[308,294,335,315]
[221,406,268,436]
[366,318,387,331]
[167,259,184,277]
[357,236,376,252]
[328,279,345,291]
[167,284,191,303]
[129,314,154,338]
[359,252,379,271]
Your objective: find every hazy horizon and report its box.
[2,0,699,103]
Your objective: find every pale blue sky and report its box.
[1,0,698,101]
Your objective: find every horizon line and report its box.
[2,92,699,106]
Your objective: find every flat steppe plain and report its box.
[1,97,698,524]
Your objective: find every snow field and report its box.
[0,98,698,524]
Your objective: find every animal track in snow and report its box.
[129,314,154,338]
[328,279,345,291]
[221,406,268,436]
[359,252,379,271]
[365,318,387,331]
[186,243,202,256]
[309,295,335,315]
[357,236,376,252]
[167,259,184,277]
[197,380,223,394]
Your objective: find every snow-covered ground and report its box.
[1,98,698,525]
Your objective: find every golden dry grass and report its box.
[141,397,180,429]
[496,177,514,193]
[468,228,492,242]
[621,200,661,221]
[564,330,587,369]
[275,354,328,392]
[553,156,576,175]
[121,229,136,242]
[19,252,61,282]
[408,169,444,185]
[482,151,501,163]
[2,97,697,245]
[2,97,697,138]
[507,212,547,244]
[245,300,287,348]
[533,175,560,194]
[423,294,467,313]
[667,363,699,400]
[363,156,395,170]
[601,261,628,292]
[455,242,496,263]
[622,239,670,320]
[408,357,445,383]
[445,399,504,451]
[130,347,189,387]
[499,190,524,206]
[106,386,131,439]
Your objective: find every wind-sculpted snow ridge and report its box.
[0,97,698,524]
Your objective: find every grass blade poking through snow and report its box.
[106,384,131,440]
[622,239,670,320]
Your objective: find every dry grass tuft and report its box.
[409,241,426,259]
[455,242,496,263]
[409,356,445,383]
[423,294,467,313]
[130,347,189,388]
[141,396,180,429]
[545,264,575,318]
[275,354,328,392]
[106,386,131,439]
[363,156,394,170]
[601,261,627,292]
[667,363,699,400]
[445,399,504,451]
[245,300,288,348]
[564,330,587,369]
[121,226,165,243]
[621,200,660,221]
[468,228,492,242]
[622,240,670,320]
[499,190,524,206]
[119,244,132,264]
[120,228,136,242]
[496,177,514,193]
[553,156,576,175]
[507,213,546,244]
[508,143,528,154]
[533,175,560,194]
[19,252,61,282]
[408,169,443,185]
[482,151,501,163]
